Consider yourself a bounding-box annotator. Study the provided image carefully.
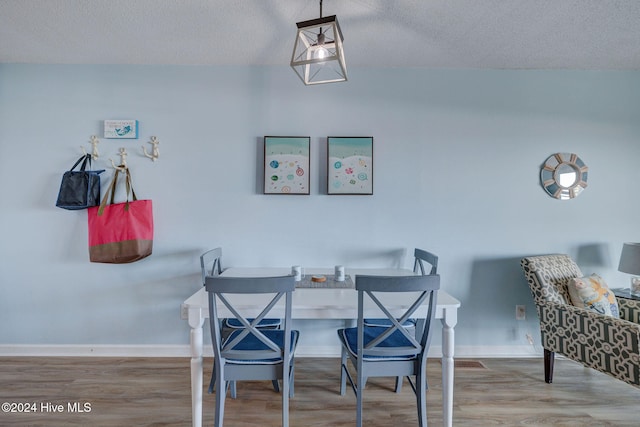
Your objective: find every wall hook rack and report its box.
[109,147,128,171]
[142,136,160,161]
[81,135,100,160]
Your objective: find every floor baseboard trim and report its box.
[0,345,195,357]
[0,344,542,358]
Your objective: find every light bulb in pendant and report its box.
[315,47,328,59]
[315,31,327,60]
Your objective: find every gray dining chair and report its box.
[413,248,438,276]
[363,248,438,391]
[338,274,440,427]
[201,248,281,331]
[206,274,299,427]
[200,247,224,284]
[200,248,281,396]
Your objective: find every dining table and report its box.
[182,267,461,427]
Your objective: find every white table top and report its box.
[184,267,460,320]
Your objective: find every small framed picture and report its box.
[327,136,373,195]
[264,136,310,195]
[104,120,139,139]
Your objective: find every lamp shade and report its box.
[291,15,347,85]
[618,243,640,275]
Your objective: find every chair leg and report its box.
[289,363,295,398]
[340,348,348,395]
[282,365,290,427]
[356,366,364,427]
[544,349,555,384]
[416,370,428,427]
[395,376,403,393]
[208,367,215,394]
[270,362,295,397]
[214,367,226,427]
[209,366,237,399]
[405,320,423,395]
[230,381,237,399]
[282,350,294,427]
[209,362,234,400]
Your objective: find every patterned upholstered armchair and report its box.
[521,254,640,387]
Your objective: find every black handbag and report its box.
[55,154,105,210]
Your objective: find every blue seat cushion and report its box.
[363,318,416,328]
[223,318,281,329]
[337,326,418,361]
[222,329,299,364]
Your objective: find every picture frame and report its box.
[104,120,139,139]
[327,136,373,195]
[264,136,310,195]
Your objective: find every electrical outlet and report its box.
[180,304,188,320]
[516,305,526,320]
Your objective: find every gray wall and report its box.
[1,64,639,356]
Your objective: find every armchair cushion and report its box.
[567,274,619,318]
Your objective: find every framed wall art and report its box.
[264,136,310,195]
[327,136,373,195]
[104,120,139,139]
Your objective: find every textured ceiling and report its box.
[1,0,640,69]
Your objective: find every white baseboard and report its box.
[453,345,542,358]
[297,345,542,358]
[0,344,542,358]
[0,345,195,357]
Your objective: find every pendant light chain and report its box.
[319,0,324,37]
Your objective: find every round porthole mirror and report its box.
[540,153,588,200]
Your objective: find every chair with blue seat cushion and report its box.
[363,248,438,391]
[200,248,281,396]
[206,274,299,427]
[338,274,440,427]
[201,248,282,331]
[364,248,438,327]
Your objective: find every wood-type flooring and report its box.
[1,356,639,426]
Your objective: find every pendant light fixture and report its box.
[290,0,347,85]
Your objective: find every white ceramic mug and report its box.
[292,265,304,281]
[335,265,345,282]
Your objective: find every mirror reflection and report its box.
[556,163,578,188]
[540,153,588,200]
